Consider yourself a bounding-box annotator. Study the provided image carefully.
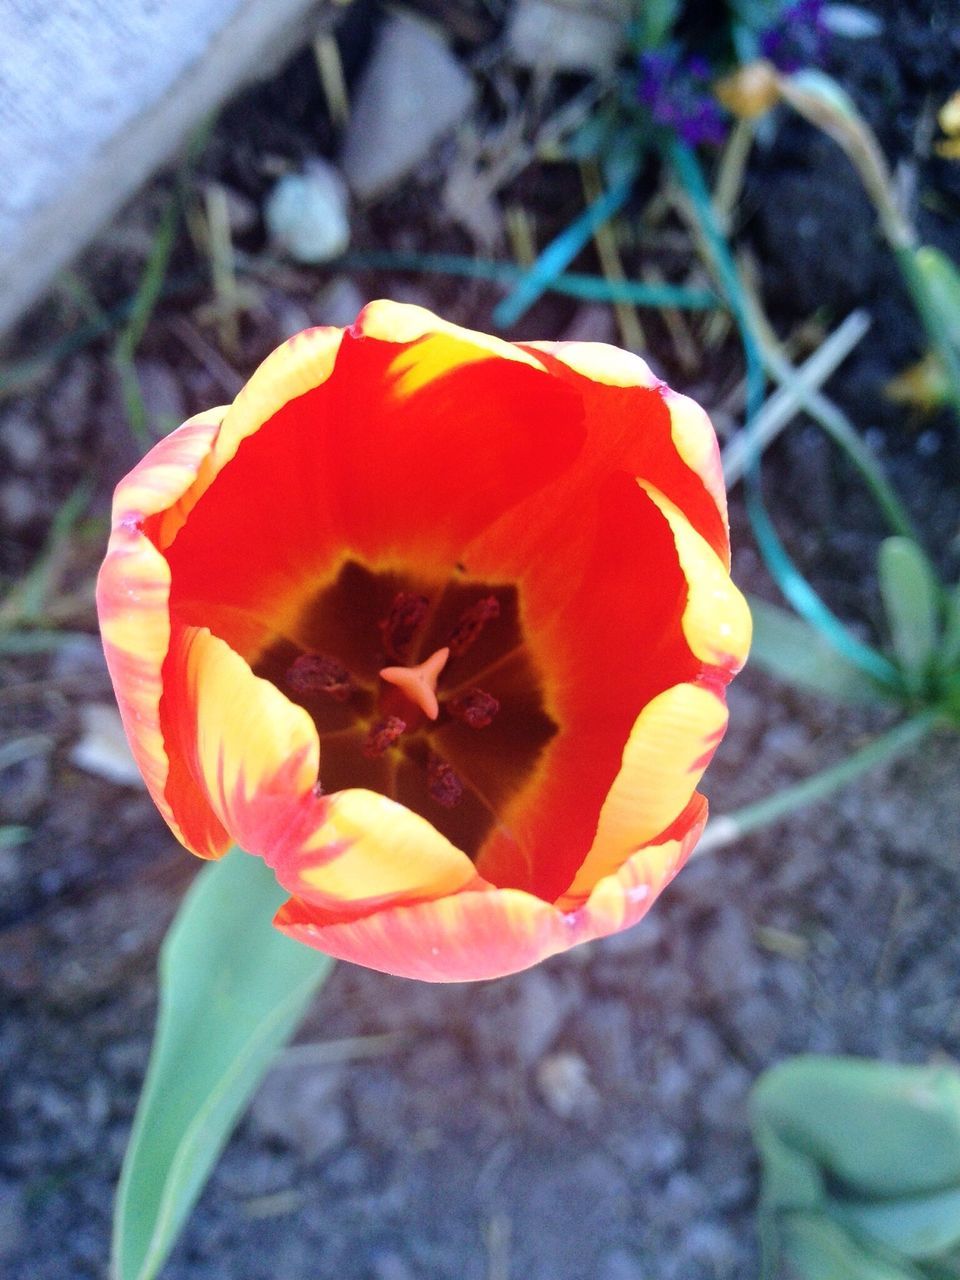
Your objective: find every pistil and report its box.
[379,646,450,722]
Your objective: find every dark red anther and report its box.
[286,653,356,701]
[362,716,406,759]
[378,592,429,662]
[427,755,464,808]
[446,688,500,729]
[447,595,500,657]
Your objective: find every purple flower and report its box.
[760,0,830,72]
[637,48,728,147]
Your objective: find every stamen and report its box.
[448,595,500,657]
[379,646,450,721]
[286,653,356,701]
[379,591,429,662]
[362,716,406,759]
[446,688,500,729]
[427,755,464,808]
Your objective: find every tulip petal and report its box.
[164,317,587,654]
[468,469,698,901]
[556,483,748,905]
[163,627,479,906]
[273,801,705,982]
[358,299,544,372]
[211,324,344,474]
[161,625,318,858]
[97,413,224,843]
[638,481,752,673]
[558,685,726,907]
[522,340,729,562]
[265,789,480,912]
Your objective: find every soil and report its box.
[1,3,959,1279]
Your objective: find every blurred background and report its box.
[1,1,959,1277]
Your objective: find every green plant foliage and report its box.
[111,849,334,1280]
[838,1186,960,1261]
[787,67,863,125]
[748,596,896,705]
[780,1214,923,1280]
[901,247,960,423]
[752,1056,960,1280]
[878,538,941,695]
[915,247,960,352]
[942,585,960,671]
[632,0,681,48]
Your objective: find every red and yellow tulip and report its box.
[97,301,750,981]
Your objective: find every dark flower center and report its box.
[254,559,557,859]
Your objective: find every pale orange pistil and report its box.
[379,645,450,722]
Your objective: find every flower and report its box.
[97,301,750,981]
[759,0,830,73]
[637,48,728,147]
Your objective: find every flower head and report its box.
[759,0,830,72]
[97,302,750,981]
[637,48,728,147]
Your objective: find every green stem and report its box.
[736,299,919,541]
[492,165,638,327]
[667,137,901,690]
[894,245,960,428]
[694,710,942,856]
[113,193,181,450]
[335,250,718,312]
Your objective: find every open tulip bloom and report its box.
[98,302,750,981]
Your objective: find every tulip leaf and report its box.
[878,538,941,691]
[941,583,960,670]
[779,1212,925,1280]
[635,0,681,47]
[747,596,896,704]
[112,848,334,1280]
[751,1057,960,1203]
[913,246,960,351]
[836,1185,960,1259]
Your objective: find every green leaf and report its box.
[753,1123,825,1213]
[747,596,895,705]
[751,1057,960,1202]
[786,68,864,125]
[781,1213,924,1280]
[112,848,334,1280]
[837,1185,960,1259]
[942,583,960,670]
[634,0,681,47]
[878,538,941,691]
[913,247,960,352]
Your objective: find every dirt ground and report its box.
[2,2,959,1278]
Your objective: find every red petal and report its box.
[163,312,586,657]
[273,797,706,981]
[96,412,224,848]
[521,340,730,563]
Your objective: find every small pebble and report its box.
[0,477,39,529]
[264,162,351,264]
[340,12,474,201]
[506,0,628,74]
[0,411,44,468]
[536,1051,598,1119]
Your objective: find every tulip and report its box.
[98,301,750,981]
